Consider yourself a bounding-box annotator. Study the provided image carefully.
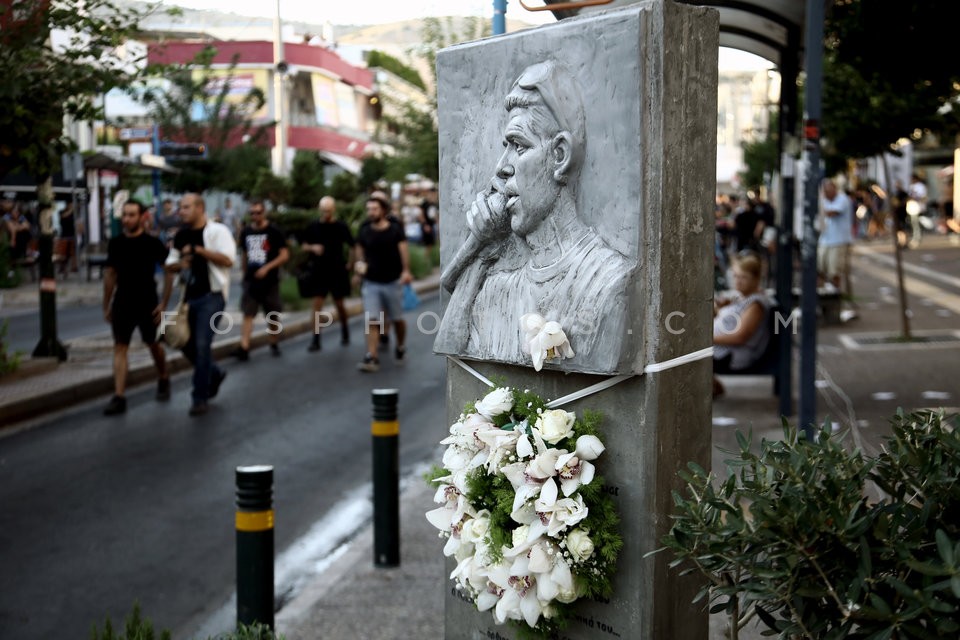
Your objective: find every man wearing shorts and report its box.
[301,196,355,351]
[102,200,170,416]
[818,179,853,292]
[234,199,289,360]
[354,194,412,372]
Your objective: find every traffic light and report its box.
[159,142,207,159]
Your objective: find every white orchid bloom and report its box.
[426,484,475,536]
[474,387,513,419]
[516,432,535,459]
[496,574,544,627]
[501,462,552,521]
[476,581,504,612]
[530,492,589,538]
[475,427,522,473]
[536,551,574,603]
[527,447,563,480]
[555,451,596,497]
[574,434,606,460]
[520,313,575,371]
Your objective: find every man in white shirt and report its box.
[162,193,237,416]
[907,173,928,248]
[818,179,854,292]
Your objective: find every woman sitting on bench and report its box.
[713,251,772,398]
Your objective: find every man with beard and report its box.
[354,194,412,372]
[102,200,170,415]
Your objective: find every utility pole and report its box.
[799,0,825,437]
[272,0,288,176]
[493,0,507,35]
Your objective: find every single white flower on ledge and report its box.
[520,313,574,371]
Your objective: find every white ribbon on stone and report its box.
[448,346,713,409]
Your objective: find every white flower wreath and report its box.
[427,386,621,636]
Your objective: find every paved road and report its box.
[4,305,107,353]
[0,295,447,639]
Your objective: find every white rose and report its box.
[467,512,491,541]
[535,409,576,444]
[475,387,513,419]
[566,528,595,563]
[555,587,578,604]
[511,525,530,549]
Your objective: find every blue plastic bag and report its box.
[403,283,420,311]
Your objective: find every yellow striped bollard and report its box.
[372,389,400,567]
[236,465,274,629]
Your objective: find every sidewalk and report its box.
[4,237,959,638]
[276,236,960,640]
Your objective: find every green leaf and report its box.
[863,628,894,640]
[935,529,955,566]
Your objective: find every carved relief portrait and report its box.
[435,26,645,375]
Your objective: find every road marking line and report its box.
[857,245,960,290]
[856,252,960,316]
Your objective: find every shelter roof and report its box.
[544,0,814,69]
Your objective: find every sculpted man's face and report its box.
[495,106,564,238]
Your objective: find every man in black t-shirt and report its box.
[301,196,355,351]
[354,194,412,372]
[102,200,170,416]
[234,199,289,360]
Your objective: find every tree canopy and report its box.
[822,0,960,170]
[365,50,425,91]
[0,0,156,181]
[136,45,272,194]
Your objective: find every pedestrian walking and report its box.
[57,202,80,277]
[233,199,289,361]
[102,200,170,416]
[301,195,355,351]
[162,193,236,416]
[354,194,412,372]
[818,179,854,293]
[156,198,180,247]
[907,173,928,248]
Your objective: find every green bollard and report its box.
[372,389,400,567]
[236,465,274,630]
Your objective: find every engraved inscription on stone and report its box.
[435,57,642,376]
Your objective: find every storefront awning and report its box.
[319,150,362,175]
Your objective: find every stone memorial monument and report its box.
[435,1,718,637]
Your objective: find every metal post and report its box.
[151,125,161,207]
[272,0,288,176]
[372,389,400,567]
[493,0,507,35]
[236,465,274,630]
[775,28,800,418]
[32,177,67,361]
[800,0,825,438]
